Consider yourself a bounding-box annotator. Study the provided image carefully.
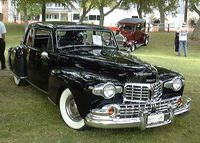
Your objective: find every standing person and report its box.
[178,23,188,57]
[174,27,179,55]
[0,13,7,69]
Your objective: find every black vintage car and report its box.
[8,22,191,130]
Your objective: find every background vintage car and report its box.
[117,18,149,51]
[8,22,191,130]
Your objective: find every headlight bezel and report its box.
[92,82,123,99]
[164,76,184,92]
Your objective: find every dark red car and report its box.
[117,18,149,51]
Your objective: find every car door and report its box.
[120,25,133,41]
[27,28,53,92]
[133,23,144,44]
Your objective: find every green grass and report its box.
[0,23,200,143]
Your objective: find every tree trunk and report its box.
[98,0,123,26]
[79,4,93,23]
[159,8,165,31]
[23,7,28,23]
[190,3,200,40]
[184,0,188,22]
[79,8,87,23]
[190,18,200,40]
[99,7,104,26]
[137,0,143,18]
[137,3,142,18]
[42,3,46,22]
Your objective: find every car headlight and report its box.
[92,82,123,99]
[103,83,116,99]
[172,78,183,91]
[164,77,183,91]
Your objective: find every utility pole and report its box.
[184,0,188,23]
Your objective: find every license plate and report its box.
[147,113,165,124]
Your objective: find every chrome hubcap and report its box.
[65,95,82,122]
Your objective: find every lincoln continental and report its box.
[8,22,191,130]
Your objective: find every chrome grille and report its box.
[117,97,178,118]
[124,81,162,101]
[151,81,162,98]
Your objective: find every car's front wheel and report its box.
[131,44,135,51]
[59,88,86,130]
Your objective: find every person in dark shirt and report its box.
[174,28,179,55]
[0,13,7,70]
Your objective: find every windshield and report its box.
[56,29,117,49]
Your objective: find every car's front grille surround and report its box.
[124,81,162,101]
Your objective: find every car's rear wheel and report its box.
[13,75,27,86]
[59,88,86,130]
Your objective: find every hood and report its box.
[60,49,158,83]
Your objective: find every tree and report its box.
[96,0,123,26]
[152,0,178,31]
[79,0,95,23]
[121,0,153,18]
[189,0,200,40]
[11,0,75,22]
[11,0,35,22]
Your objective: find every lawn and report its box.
[0,23,200,143]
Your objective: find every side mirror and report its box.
[41,51,49,59]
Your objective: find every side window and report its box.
[123,25,132,31]
[34,29,53,52]
[25,29,34,47]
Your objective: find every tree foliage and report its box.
[79,0,124,25]
[11,0,76,22]
[11,0,39,22]
[121,0,153,18]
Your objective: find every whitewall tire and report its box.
[13,75,27,86]
[59,88,86,130]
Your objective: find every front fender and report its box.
[156,66,185,98]
[48,68,122,118]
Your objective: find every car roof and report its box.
[118,18,146,25]
[29,21,110,31]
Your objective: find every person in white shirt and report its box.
[0,13,7,69]
[178,23,188,57]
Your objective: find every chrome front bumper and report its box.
[85,96,191,130]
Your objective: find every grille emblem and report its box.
[151,104,156,113]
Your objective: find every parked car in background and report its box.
[117,18,149,51]
[8,22,191,130]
